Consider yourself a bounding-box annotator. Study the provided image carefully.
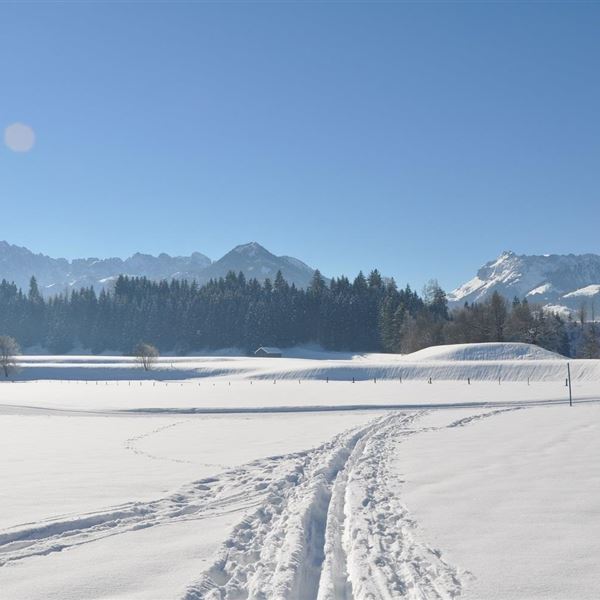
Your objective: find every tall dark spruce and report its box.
[0,270,593,357]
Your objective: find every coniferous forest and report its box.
[0,271,597,358]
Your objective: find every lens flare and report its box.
[4,123,36,153]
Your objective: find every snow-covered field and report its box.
[1,344,599,599]
[12,342,600,383]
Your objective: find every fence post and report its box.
[567,362,573,407]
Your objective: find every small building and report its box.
[254,346,282,358]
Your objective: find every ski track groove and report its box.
[183,408,497,599]
[123,420,227,468]
[0,407,517,596]
[0,455,299,567]
[124,420,194,464]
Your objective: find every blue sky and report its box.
[1,2,599,291]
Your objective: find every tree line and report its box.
[0,271,597,358]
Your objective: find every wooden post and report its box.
[567,362,573,406]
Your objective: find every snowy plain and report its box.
[1,343,599,599]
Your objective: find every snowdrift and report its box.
[405,342,564,362]
[247,343,599,383]
[6,343,600,383]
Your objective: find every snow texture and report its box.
[8,343,600,386]
[1,347,600,599]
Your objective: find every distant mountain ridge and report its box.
[199,242,318,288]
[0,241,319,294]
[449,251,600,315]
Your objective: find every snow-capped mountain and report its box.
[0,241,319,294]
[200,242,317,288]
[449,251,600,315]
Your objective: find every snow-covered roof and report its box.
[255,346,282,354]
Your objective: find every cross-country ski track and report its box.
[1,406,546,599]
[2,344,600,599]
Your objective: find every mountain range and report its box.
[0,241,318,294]
[2,241,599,316]
[449,251,600,316]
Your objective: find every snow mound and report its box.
[405,342,565,362]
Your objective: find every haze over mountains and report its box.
[449,251,600,315]
[2,241,599,316]
[0,241,318,294]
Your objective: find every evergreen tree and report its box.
[0,270,574,357]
